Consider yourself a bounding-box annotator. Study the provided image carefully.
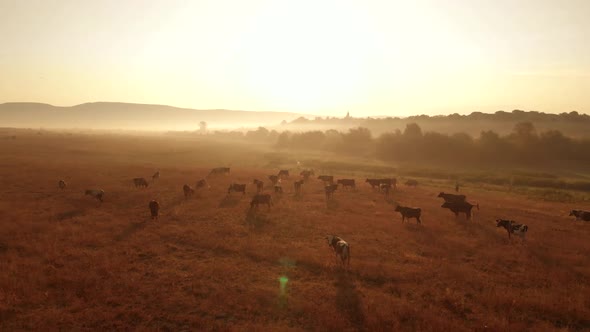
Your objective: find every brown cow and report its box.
[250,194,272,210]
[228,183,246,195]
[394,205,421,224]
[183,184,195,198]
[133,177,149,188]
[148,200,160,219]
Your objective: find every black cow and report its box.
[228,183,246,195]
[133,177,149,188]
[148,200,160,219]
[337,179,355,190]
[325,184,338,199]
[250,194,272,210]
[253,179,264,193]
[209,167,230,176]
[441,201,479,220]
[496,219,528,239]
[570,210,590,221]
[394,205,421,224]
[437,192,466,203]
[183,184,195,198]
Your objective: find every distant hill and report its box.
[282,110,590,138]
[0,102,305,130]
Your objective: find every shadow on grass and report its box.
[245,208,271,230]
[55,209,85,221]
[326,198,340,210]
[114,221,149,242]
[334,271,366,329]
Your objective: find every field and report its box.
[1,130,590,331]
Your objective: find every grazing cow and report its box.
[569,210,590,221]
[228,183,246,195]
[337,179,356,190]
[278,170,290,179]
[152,171,160,181]
[379,183,392,196]
[85,189,104,202]
[250,194,272,210]
[268,175,279,185]
[318,175,334,184]
[440,201,479,220]
[405,179,418,187]
[300,169,315,181]
[326,235,350,269]
[133,177,149,188]
[148,200,160,219]
[325,183,338,199]
[58,180,67,190]
[293,180,304,194]
[394,205,422,224]
[437,192,466,203]
[365,178,381,189]
[253,179,264,193]
[496,219,528,239]
[209,167,230,176]
[183,184,195,198]
[195,179,209,189]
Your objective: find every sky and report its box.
[1,0,589,117]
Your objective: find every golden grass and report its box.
[1,130,590,331]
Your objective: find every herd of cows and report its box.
[56,167,590,270]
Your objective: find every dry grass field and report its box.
[1,130,590,331]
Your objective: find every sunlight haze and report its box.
[1,0,589,116]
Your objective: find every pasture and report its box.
[1,130,589,331]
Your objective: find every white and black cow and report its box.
[326,235,350,269]
[496,219,528,239]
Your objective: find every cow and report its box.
[300,169,315,181]
[250,194,272,210]
[183,184,195,198]
[365,178,381,189]
[148,200,160,219]
[293,180,304,195]
[228,183,246,195]
[195,179,210,189]
[437,192,466,203]
[58,180,67,190]
[325,183,338,199]
[318,175,334,184]
[253,179,264,193]
[441,201,479,220]
[379,178,396,190]
[152,170,160,181]
[326,235,350,269]
[496,219,528,239]
[337,179,355,190]
[278,170,289,179]
[268,175,279,185]
[394,205,421,224]
[133,177,149,188]
[569,210,590,221]
[379,183,392,196]
[405,179,418,187]
[85,189,104,202]
[209,167,230,176]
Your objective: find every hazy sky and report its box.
[1,0,589,116]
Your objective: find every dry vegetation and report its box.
[1,129,590,331]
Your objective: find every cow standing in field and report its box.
[195,179,210,190]
[293,180,304,195]
[569,210,590,221]
[253,179,264,193]
[209,167,230,176]
[274,179,283,194]
[58,180,67,190]
[496,219,528,239]
[437,192,466,203]
[85,189,104,202]
[365,178,381,189]
[268,175,279,186]
[148,200,160,219]
[394,205,422,224]
[405,179,419,187]
[379,183,392,196]
[183,184,195,199]
[278,170,289,179]
[228,183,246,195]
[250,194,272,210]
[441,201,479,220]
[326,235,350,270]
[318,175,334,184]
[300,169,315,181]
[152,171,160,181]
[133,177,149,188]
[325,183,338,199]
[337,179,355,190]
